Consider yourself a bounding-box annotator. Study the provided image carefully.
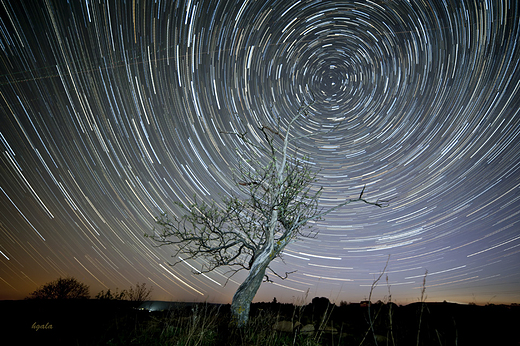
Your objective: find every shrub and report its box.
[95,288,127,300]
[26,276,90,300]
[126,282,152,303]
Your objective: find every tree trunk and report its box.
[230,245,272,327]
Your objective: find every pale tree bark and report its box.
[230,242,272,327]
[231,206,285,327]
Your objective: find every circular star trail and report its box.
[0,0,519,305]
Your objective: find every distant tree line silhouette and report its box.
[26,276,152,304]
[96,282,152,303]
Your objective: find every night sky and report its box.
[0,0,519,306]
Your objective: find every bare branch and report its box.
[268,266,297,281]
[260,125,284,141]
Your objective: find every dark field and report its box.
[1,298,518,345]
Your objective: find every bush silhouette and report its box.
[26,276,90,300]
[95,282,153,304]
[96,288,127,300]
[126,282,152,303]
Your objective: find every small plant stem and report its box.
[359,255,390,346]
[416,270,428,346]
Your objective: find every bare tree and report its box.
[126,282,153,304]
[26,276,90,300]
[148,104,386,326]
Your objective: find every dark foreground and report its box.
[1,299,519,345]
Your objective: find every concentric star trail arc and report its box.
[0,0,518,305]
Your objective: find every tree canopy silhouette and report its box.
[26,276,90,300]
